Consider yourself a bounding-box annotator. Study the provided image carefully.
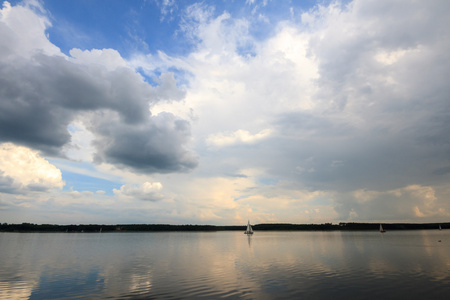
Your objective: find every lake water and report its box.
[1,230,449,299]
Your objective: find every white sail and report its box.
[380,224,385,233]
[245,220,254,234]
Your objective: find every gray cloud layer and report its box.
[247,1,450,193]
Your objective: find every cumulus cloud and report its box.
[0,1,197,173]
[114,181,164,201]
[91,111,198,173]
[0,143,64,194]
[68,48,128,71]
[148,3,318,143]
[0,0,61,59]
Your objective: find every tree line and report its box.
[0,222,448,232]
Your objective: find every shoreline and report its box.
[1,222,448,233]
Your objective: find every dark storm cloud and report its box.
[91,111,198,173]
[1,53,151,128]
[0,38,196,173]
[0,58,72,154]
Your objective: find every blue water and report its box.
[1,230,449,299]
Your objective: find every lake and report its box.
[1,230,449,299]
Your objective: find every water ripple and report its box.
[1,231,450,299]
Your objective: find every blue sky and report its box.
[42,0,318,57]
[1,0,450,225]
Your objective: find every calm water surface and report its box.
[1,230,450,299]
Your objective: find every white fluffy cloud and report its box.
[0,0,61,58]
[114,182,164,201]
[69,48,128,71]
[0,143,64,193]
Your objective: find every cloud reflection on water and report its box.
[1,231,450,299]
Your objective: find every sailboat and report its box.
[244,220,254,235]
[379,224,386,233]
[439,224,442,230]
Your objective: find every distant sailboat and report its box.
[379,224,386,233]
[244,220,254,235]
[439,224,442,230]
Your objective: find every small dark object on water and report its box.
[438,240,441,242]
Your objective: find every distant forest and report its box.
[0,222,448,233]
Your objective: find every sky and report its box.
[1,0,450,225]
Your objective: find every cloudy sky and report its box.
[1,0,449,225]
